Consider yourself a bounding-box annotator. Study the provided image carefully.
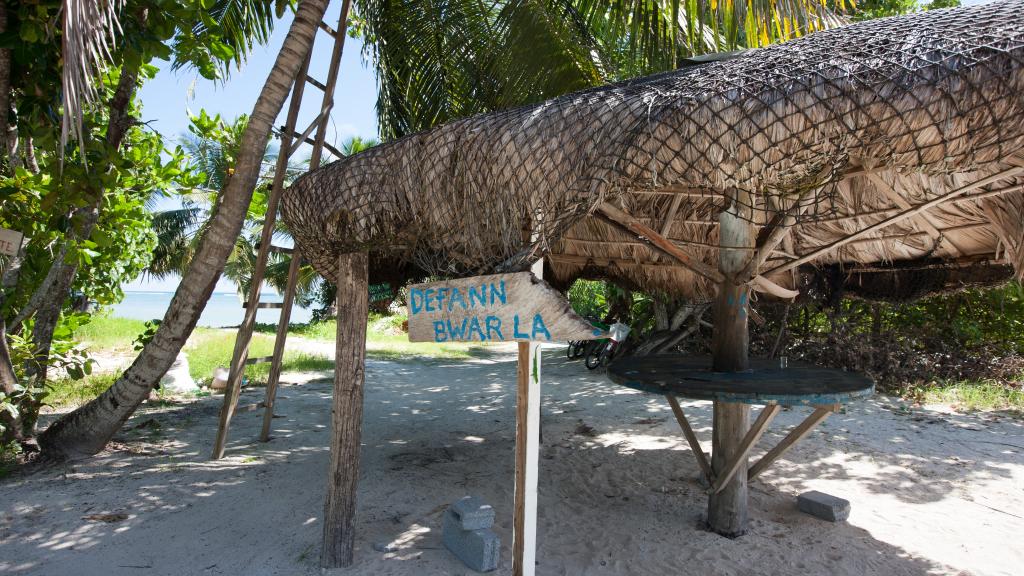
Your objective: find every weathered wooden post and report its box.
[322,252,369,568]
[708,190,754,537]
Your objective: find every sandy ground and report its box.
[2,346,1023,576]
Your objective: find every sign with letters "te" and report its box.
[0,228,23,257]
[407,272,605,343]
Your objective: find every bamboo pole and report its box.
[321,251,369,569]
[261,5,351,442]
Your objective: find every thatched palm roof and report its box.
[282,1,1024,303]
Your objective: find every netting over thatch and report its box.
[282,1,1024,302]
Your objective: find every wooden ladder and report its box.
[211,0,351,460]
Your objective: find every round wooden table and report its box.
[606,355,874,497]
[607,355,874,406]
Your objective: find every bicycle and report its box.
[584,321,630,369]
[567,319,608,360]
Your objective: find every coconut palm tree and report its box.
[39,0,333,458]
[148,123,373,305]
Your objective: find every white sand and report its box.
[2,347,1022,576]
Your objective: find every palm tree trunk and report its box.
[38,0,330,459]
[0,317,22,445]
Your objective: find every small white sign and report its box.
[0,228,23,257]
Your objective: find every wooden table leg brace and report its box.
[666,395,713,483]
[748,405,836,481]
[665,400,838,488]
[710,403,780,494]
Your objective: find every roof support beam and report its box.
[651,194,685,264]
[549,253,684,269]
[745,187,817,280]
[866,172,971,256]
[764,162,1024,276]
[596,202,725,283]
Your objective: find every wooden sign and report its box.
[407,272,605,343]
[0,228,22,257]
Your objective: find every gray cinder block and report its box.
[451,496,495,530]
[797,490,850,522]
[442,509,500,572]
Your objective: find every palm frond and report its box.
[357,0,849,139]
[60,0,124,159]
[173,0,282,77]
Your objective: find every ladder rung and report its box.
[305,75,327,92]
[288,106,332,157]
[254,241,294,255]
[286,130,344,159]
[243,302,286,309]
[245,356,274,365]
[318,21,338,38]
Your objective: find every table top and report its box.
[607,355,874,406]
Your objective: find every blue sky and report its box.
[126,0,378,292]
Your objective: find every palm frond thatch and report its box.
[283,1,1024,303]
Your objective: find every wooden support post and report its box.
[708,190,754,537]
[513,257,544,576]
[666,394,713,483]
[321,252,368,569]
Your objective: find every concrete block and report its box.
[450,496,495,530]
[442,510,500,572]
[797,490,850,522]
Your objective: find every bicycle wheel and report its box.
[568,341,585,359]
[584,343,605,369]
[599,343,617,367]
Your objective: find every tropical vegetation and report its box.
[3,0,997,469]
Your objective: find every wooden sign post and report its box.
[409,270,603,576]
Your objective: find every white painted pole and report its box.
[521,338,541,575]
[513,258,544,576]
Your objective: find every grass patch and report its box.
[257,315,497,360]
[365,330,489,360]
[914,380,1024,413]
[253,320,336,341]
[75,314,150,352]
[182,330,333,384]
[46,327,334,409]
[46,371,121,408]
[52,311,500,408]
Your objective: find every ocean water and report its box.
[110,291,314,328]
